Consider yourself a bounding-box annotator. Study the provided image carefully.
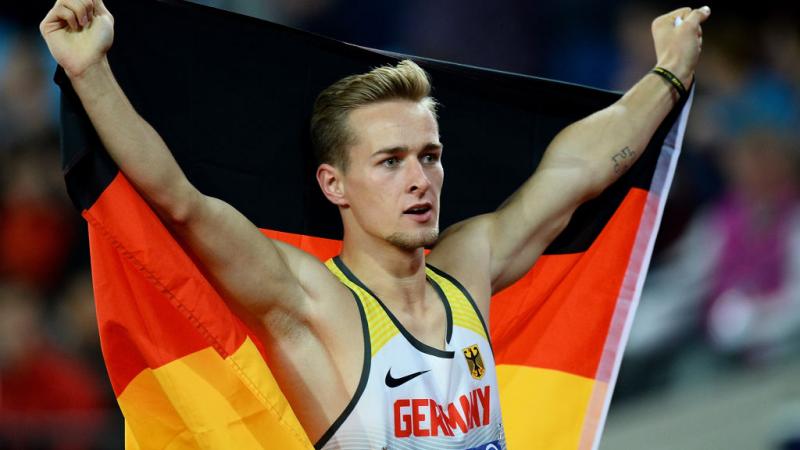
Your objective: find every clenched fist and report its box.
[651,6,711,88]
[40,0,115,79]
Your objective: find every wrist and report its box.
[68,57,118,104]
[67,57,112,84]
[650,66,687,102]
[654,61,693,89]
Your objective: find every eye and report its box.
[421,152,440,164]
[382,156,400,168]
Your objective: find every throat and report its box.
[335,253,450,350]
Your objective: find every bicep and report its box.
[169,194,341,316]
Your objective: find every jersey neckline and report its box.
[332,256,455,359]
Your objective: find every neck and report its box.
[340,232,429,310]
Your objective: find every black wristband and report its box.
[651,67,687,99]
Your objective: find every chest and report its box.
[323,326,504,449]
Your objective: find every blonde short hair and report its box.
[310,59,437,170]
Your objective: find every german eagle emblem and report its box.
[462,344,485,380]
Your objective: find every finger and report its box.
[61,0,90,26]
[685,6,711,26]
[77,0,96,25]
[53,4,80,31]
[82,0,95,22]
[40,7,69,34]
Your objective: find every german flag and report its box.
[57,0,693,448]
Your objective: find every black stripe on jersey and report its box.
[426,263,494,353]
[314,287,371,450]
[428,279,454,344]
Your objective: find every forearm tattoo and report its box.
[611,146,637,174]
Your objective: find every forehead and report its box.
[346,100,440,156]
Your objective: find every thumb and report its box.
[684,5,711,26]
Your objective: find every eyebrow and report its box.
[371,142,443,157]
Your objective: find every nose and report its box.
[407,158,431,194]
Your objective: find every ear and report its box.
[316,163,349,207]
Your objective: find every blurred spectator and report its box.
[0,135,78,293]
[52,270,107,378]
[0,34,57,151]
[705,130,800,359]
[623,129,800,394]
[760,15,800,97]
[0,282,107,450]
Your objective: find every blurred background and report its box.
[1,0,798,448]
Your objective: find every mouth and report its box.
[403,203,434,223]
[403,204,433,215]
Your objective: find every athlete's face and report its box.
[337,99,443,250]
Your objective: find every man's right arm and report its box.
[41,0,345,316]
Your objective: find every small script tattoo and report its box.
[611,146,637,174]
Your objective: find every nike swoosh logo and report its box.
[385,368,430,388]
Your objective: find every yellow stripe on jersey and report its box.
[425,267,488,340]
[325,259,398,356]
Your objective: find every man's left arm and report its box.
[430,6,710,303]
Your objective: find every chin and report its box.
[385,228,439,251]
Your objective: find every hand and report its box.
[40,0,115,79]
[651,6,710,88]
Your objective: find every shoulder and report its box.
[427,214,494,316]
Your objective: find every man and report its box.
[40,0,709,448]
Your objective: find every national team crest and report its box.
[462,344,485,380]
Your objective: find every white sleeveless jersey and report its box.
[318,257,506,450]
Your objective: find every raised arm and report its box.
[40,0,346,317]
[431,6,710,298]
